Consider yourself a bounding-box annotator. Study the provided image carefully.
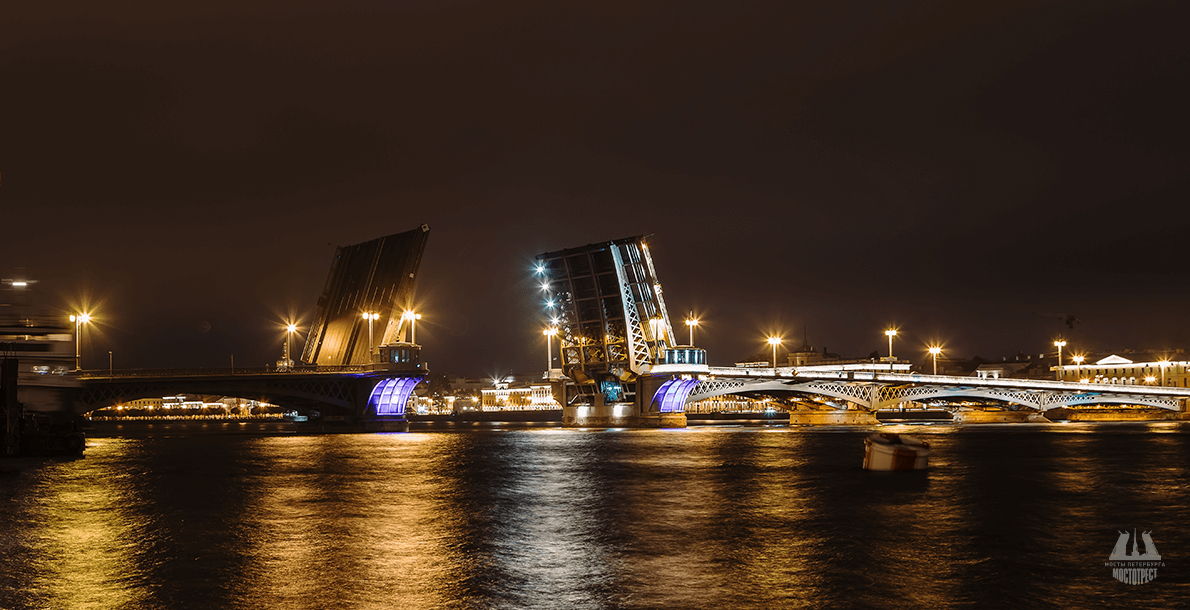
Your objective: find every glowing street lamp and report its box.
[1145,375,1157,385]
[1053,340,1067,381]
[283,323,298,370]
[928,346,942,375]
[1072,355,1084,382]
[768,336,782,369]
[543,327,558,371]
[362,312,380,355]
[685,315,699,346]
[69,313,92,371]
[402,310,422,344]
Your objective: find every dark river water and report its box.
[2,422,1187,609]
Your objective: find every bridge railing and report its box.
[77,365,373,379]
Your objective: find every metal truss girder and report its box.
[639,243,675,346]
[874,386,1183,412]
[611,245,652,374]
[1046,393,1180,411]
[684,379,878,410]
[680,373,1189,414]
[686,380,746,402]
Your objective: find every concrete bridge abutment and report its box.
[787,410,879,425]
[952,409,1051,424]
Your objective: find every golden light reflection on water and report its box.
[234,434,454,610]
[3,423,1188,609]
[26,439,145,610]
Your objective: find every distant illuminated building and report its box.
[1056,354,1189,387]
[480,385,560,411]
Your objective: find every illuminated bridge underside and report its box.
[75,370,375,415]
[368,376,423,416]
[683,372,1186,412]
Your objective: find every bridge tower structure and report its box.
[536,235,693,427]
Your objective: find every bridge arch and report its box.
[680,376,1185,414]
[75,374,368,416]
[684,379,878,410]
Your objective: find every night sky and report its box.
[3,1,1188,377]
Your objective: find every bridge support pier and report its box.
[787,410,878,425]
[561,394,688,428]
[360,417,410,432]
[952,409,1050,424]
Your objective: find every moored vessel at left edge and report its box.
[1,275,86,456]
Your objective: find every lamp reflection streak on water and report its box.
[235,434,452,610]
[24,439,143,610]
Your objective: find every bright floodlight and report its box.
[686,318,699,327]
[885,329,897,337]
[1072,355,1084,364]
[1053,340,1067,348]
[534,264,545,274]
[79,313,92,324]
[543,327,558,336]
[1145,376,1157,383]
[287,324,297,333]
[928,347,941,355]
[768,336,782,346]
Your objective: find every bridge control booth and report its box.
[373,343,424,371]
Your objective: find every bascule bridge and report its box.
[77,225,432,430]
[536,235,692,426]
[535,236,1190,427]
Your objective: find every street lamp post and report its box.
[928,346,941,375]
[685,315,699,346]
[1072,355,1084,382]
[544,327,558,372]
[69,313,91,371]
[768,336,782,369]
[284,323,297,370]
[1159,360,1170,386]
[108,351,113,377]
[885,329,897,370]
[1054,340,1067,380]
[362,312,379,356]
[403,311,422,344]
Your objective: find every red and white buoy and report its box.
[863,433,930,471]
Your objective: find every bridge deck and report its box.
[705,367,1190,398]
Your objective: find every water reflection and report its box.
[1,423,1187,609]
[19,439,144,610]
